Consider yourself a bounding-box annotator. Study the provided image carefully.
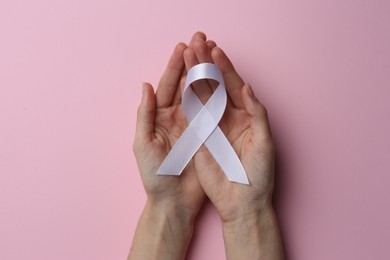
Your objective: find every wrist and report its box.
[129,198,196,260]
[221,203,274,233]
[145,198,197,229]
[221,204,285,260]
[218,195,273,224]
[144,198,196,253]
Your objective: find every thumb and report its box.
[135,82,156,142]
[242,84,273,144]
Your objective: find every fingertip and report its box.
[193,37,212,63]
[142,81,153,91]
[166,43,186,71]
[142,82,155,110]
[176,42,187,51]
[211,47,235,73]
[206,40,217,49]
[193,31,207,41]
[189,32,207,48]
[137,82,156,141]
[211,46,224,60]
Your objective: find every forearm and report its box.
[222,205,284,260]
[128,199,195,260]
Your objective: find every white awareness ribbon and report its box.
[157,63,249,185]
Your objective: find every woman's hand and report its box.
[183,34,284,260]
[183,35,275,223]
[132,42,205,218]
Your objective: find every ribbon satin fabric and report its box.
[157,63,249,185]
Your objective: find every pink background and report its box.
[1,0,390,259]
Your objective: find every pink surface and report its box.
[1,0,390,259]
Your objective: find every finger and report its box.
[189,31,207,47]
[193,37,213,63]
[136,83,156,142]
[192,37,219,91]
[156,42,186,108]
[203,39,237,108]
[212,47,245,109]
[183,47,199,73]
[206,40,217,49]
[183,47,212,104]
[242,84,273,144]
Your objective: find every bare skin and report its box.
[129,32,284,260]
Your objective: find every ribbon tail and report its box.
[157,106,219,176]
[205,127,250,185]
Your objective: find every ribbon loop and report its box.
[157,63,249,185]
